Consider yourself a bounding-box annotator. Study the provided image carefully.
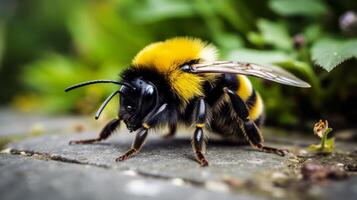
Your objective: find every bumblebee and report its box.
[66,38,310,166]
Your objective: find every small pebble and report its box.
[344,164,357,172]
[301,163,348,181]
[222,177,243,187]
[205,181,230,192]
[0,148,11,154]
[288,158,300,163]
[298,149,309,156]
[123,170,137,176]
[271,172,287,179]
[336,163,344,167]
[171,178,185,186]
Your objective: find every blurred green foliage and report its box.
[312,38,357,71]
[0,0,356,128]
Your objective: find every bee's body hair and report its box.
[67,37,292,164]
[121,67,264,139]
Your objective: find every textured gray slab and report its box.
[2,128,357,200]
[0,154,260,200]
[323,176,357,200]
[6,130,288,182]
[0,109,89,136]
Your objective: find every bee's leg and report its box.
[116,127,148,161]
[162,123,177,138]
[116,104,168,161]
[191,98,209,167]
[224,88,286,156]
[69,118,120,145]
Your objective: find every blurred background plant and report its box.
[0,0,356,130]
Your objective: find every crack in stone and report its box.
[1,148,209,190]
[2,148,110,168]
[4,147,344,199]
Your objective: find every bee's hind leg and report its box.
[239,120,286,156]
[69,118,120,145]
[224,88,286,156]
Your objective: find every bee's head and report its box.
[119,78,158,131]
[65,78,157,130]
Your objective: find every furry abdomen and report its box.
[202,74,265,138]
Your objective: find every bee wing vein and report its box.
[192,61,311,88]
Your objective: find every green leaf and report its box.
[311,38,357,72]
[212,0,253,33]
[325,128,333,136]
[256,19,292,50]
[226,48,291,64]
[247,32,265,47]
[122,0,195,23]
[22,54,117,113]
[269,0,328,17]
[308,144,322,151]
[303,24,322,43]
[215,33,244,52]
[68,3,152,65]
[324,138,334,152]
[307,138,334,153]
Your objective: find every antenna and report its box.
[65,80,134,92]
[95,90,120,120]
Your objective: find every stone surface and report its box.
[5,131,288,182]
[0,108,89,136]
[0,154,259,200]
[322,176,357,200]
[1,110,356,200]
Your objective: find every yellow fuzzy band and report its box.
[132,37,217,104]
[249,93,264,120]
[236,75,253,101]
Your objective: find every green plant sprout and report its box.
[308,120,334,153]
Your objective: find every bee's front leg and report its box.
[191,98,209,167]
[69,118,120,145]
[116,104,168,162]
[115,127,148,161]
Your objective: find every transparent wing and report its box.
[191,61,311,88]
